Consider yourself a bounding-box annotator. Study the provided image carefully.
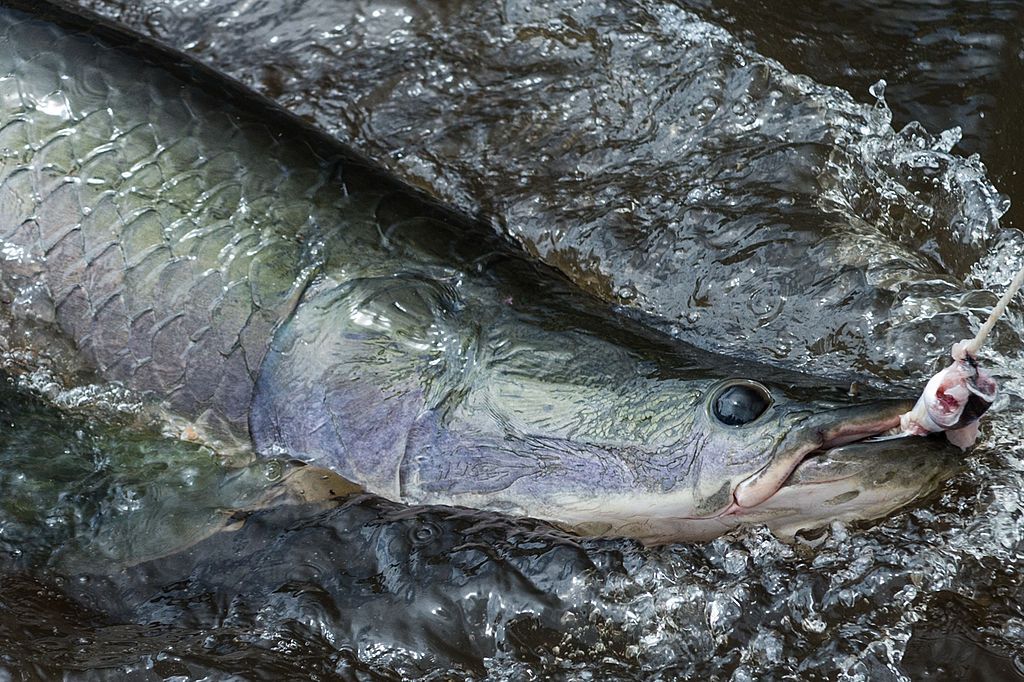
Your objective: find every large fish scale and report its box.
[0,9,325,440]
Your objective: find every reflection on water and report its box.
[0,0,1021,678]
[0,375,306,574]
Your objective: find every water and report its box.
[0,0,1022,678]
[74,0,1024,389]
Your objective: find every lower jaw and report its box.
[718,475,857,518]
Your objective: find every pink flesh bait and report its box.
[897,259,1022,449]
[898,341,997,450]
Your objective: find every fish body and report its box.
[0,1,959,542]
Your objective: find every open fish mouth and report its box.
[720,400,955,517]
[775,432,935,486]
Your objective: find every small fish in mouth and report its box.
[898,261,1023,449]
[899,343,998,449]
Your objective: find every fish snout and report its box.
[732,400,917,510]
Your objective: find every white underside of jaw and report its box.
[536,460,886,544]
[562,473,926,545]
[754,479,929,541]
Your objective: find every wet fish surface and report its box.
[0,0,958,544]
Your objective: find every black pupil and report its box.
[714,385,770,426]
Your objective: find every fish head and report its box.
[603,377,963,542]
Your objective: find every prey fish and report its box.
[898,264,1023,448]
[0,0,961,543]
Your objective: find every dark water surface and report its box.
[0,0,1022,679]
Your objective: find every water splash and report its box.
[75,0,1021,390]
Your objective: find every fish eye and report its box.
[711,381,772,426]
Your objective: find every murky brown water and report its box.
[0,0,1022,679]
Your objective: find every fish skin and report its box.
[0,0,715,471]
[0,1,363,443]
[0,1,959,542]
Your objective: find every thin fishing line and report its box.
[962,261,1024,356]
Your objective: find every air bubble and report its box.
[692,96,718,123]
